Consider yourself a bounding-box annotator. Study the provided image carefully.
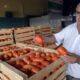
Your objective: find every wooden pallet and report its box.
[14,27,35,43]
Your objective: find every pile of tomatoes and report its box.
[7,51,59,77]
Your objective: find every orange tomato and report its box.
[31,66,41,73]
[23,57,32,64]
[41,61,50,66]
[57,46,68,56]
[34,35,44,46]
[32,57,44,62]
[29,53,36,58]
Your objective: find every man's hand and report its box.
[61,55,77,63]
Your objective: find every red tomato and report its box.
[57,46,68,56]
[31,61,40,66]
[23,57,32,64]
[35,51,41,57]
[31,66,41,73]
[29,54,36,58]
[41,61,50,66]
[3,54,10,60]
[34,35,44,45]
[41,52,46,57]
[32,57,44,62]
[23,64,33,70]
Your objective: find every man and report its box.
[34,3,80,80]
[52,3,80,80]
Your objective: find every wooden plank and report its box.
[16,36,34,42]
[15,27,34,34]
[0,61,28,80]
[56,71,66,80]
[0,35,12,39]
[15,32,35,38]
[46,65,66,80]
[0,40,13,46]
[0,30,12,34]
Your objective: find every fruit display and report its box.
[0,48,33,61]
[0,46,20,52]
[7,51,59,77]
[0,27,66,80]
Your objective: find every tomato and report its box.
[37,64,45,69]
[57,46,68,56]
[31,61,40,66]
[41,61,50,66]
[34,35,44,45]
[12,53,19,57]
[40,52,46,57]
[16,60,26,67]
[3,54,10,60]
[23,64,33,70]
[31,66,41,73]
[32,57,44,62]
[29,54,36,58]
[45,56,52,61]
[50,54,58,61]
[35,51,41,57]
[51,56,58,61]
[23,57,32,64]
[7,52,13,58]
[46,52,51,57]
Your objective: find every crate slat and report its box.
[0,61,27,80]
[15,27,34,34]
[0,35,12,39]
[0,40,13,46]
[16,36,34,42]
[46,65,66,80]
[56,71,66,80]
[15,32,35,38]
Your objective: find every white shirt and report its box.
[54,22,80,78]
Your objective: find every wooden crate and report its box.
[33,26,41,34]
[0,29,13,46]
[51,26,62,33]
[0,44,67,80]
[39,25,52,36]
[14,27,35,43]
[0,59,66,80]
[33,25,53,36]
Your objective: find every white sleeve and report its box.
[54,28,67,45]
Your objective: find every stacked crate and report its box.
[0,29,13,46]
[14,27,35,43]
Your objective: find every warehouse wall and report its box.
[0,0,48,17]
[0,0,23,17]
[22,0,48,17]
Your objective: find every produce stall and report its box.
[0,45,66,80]
[0,27,66,80]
